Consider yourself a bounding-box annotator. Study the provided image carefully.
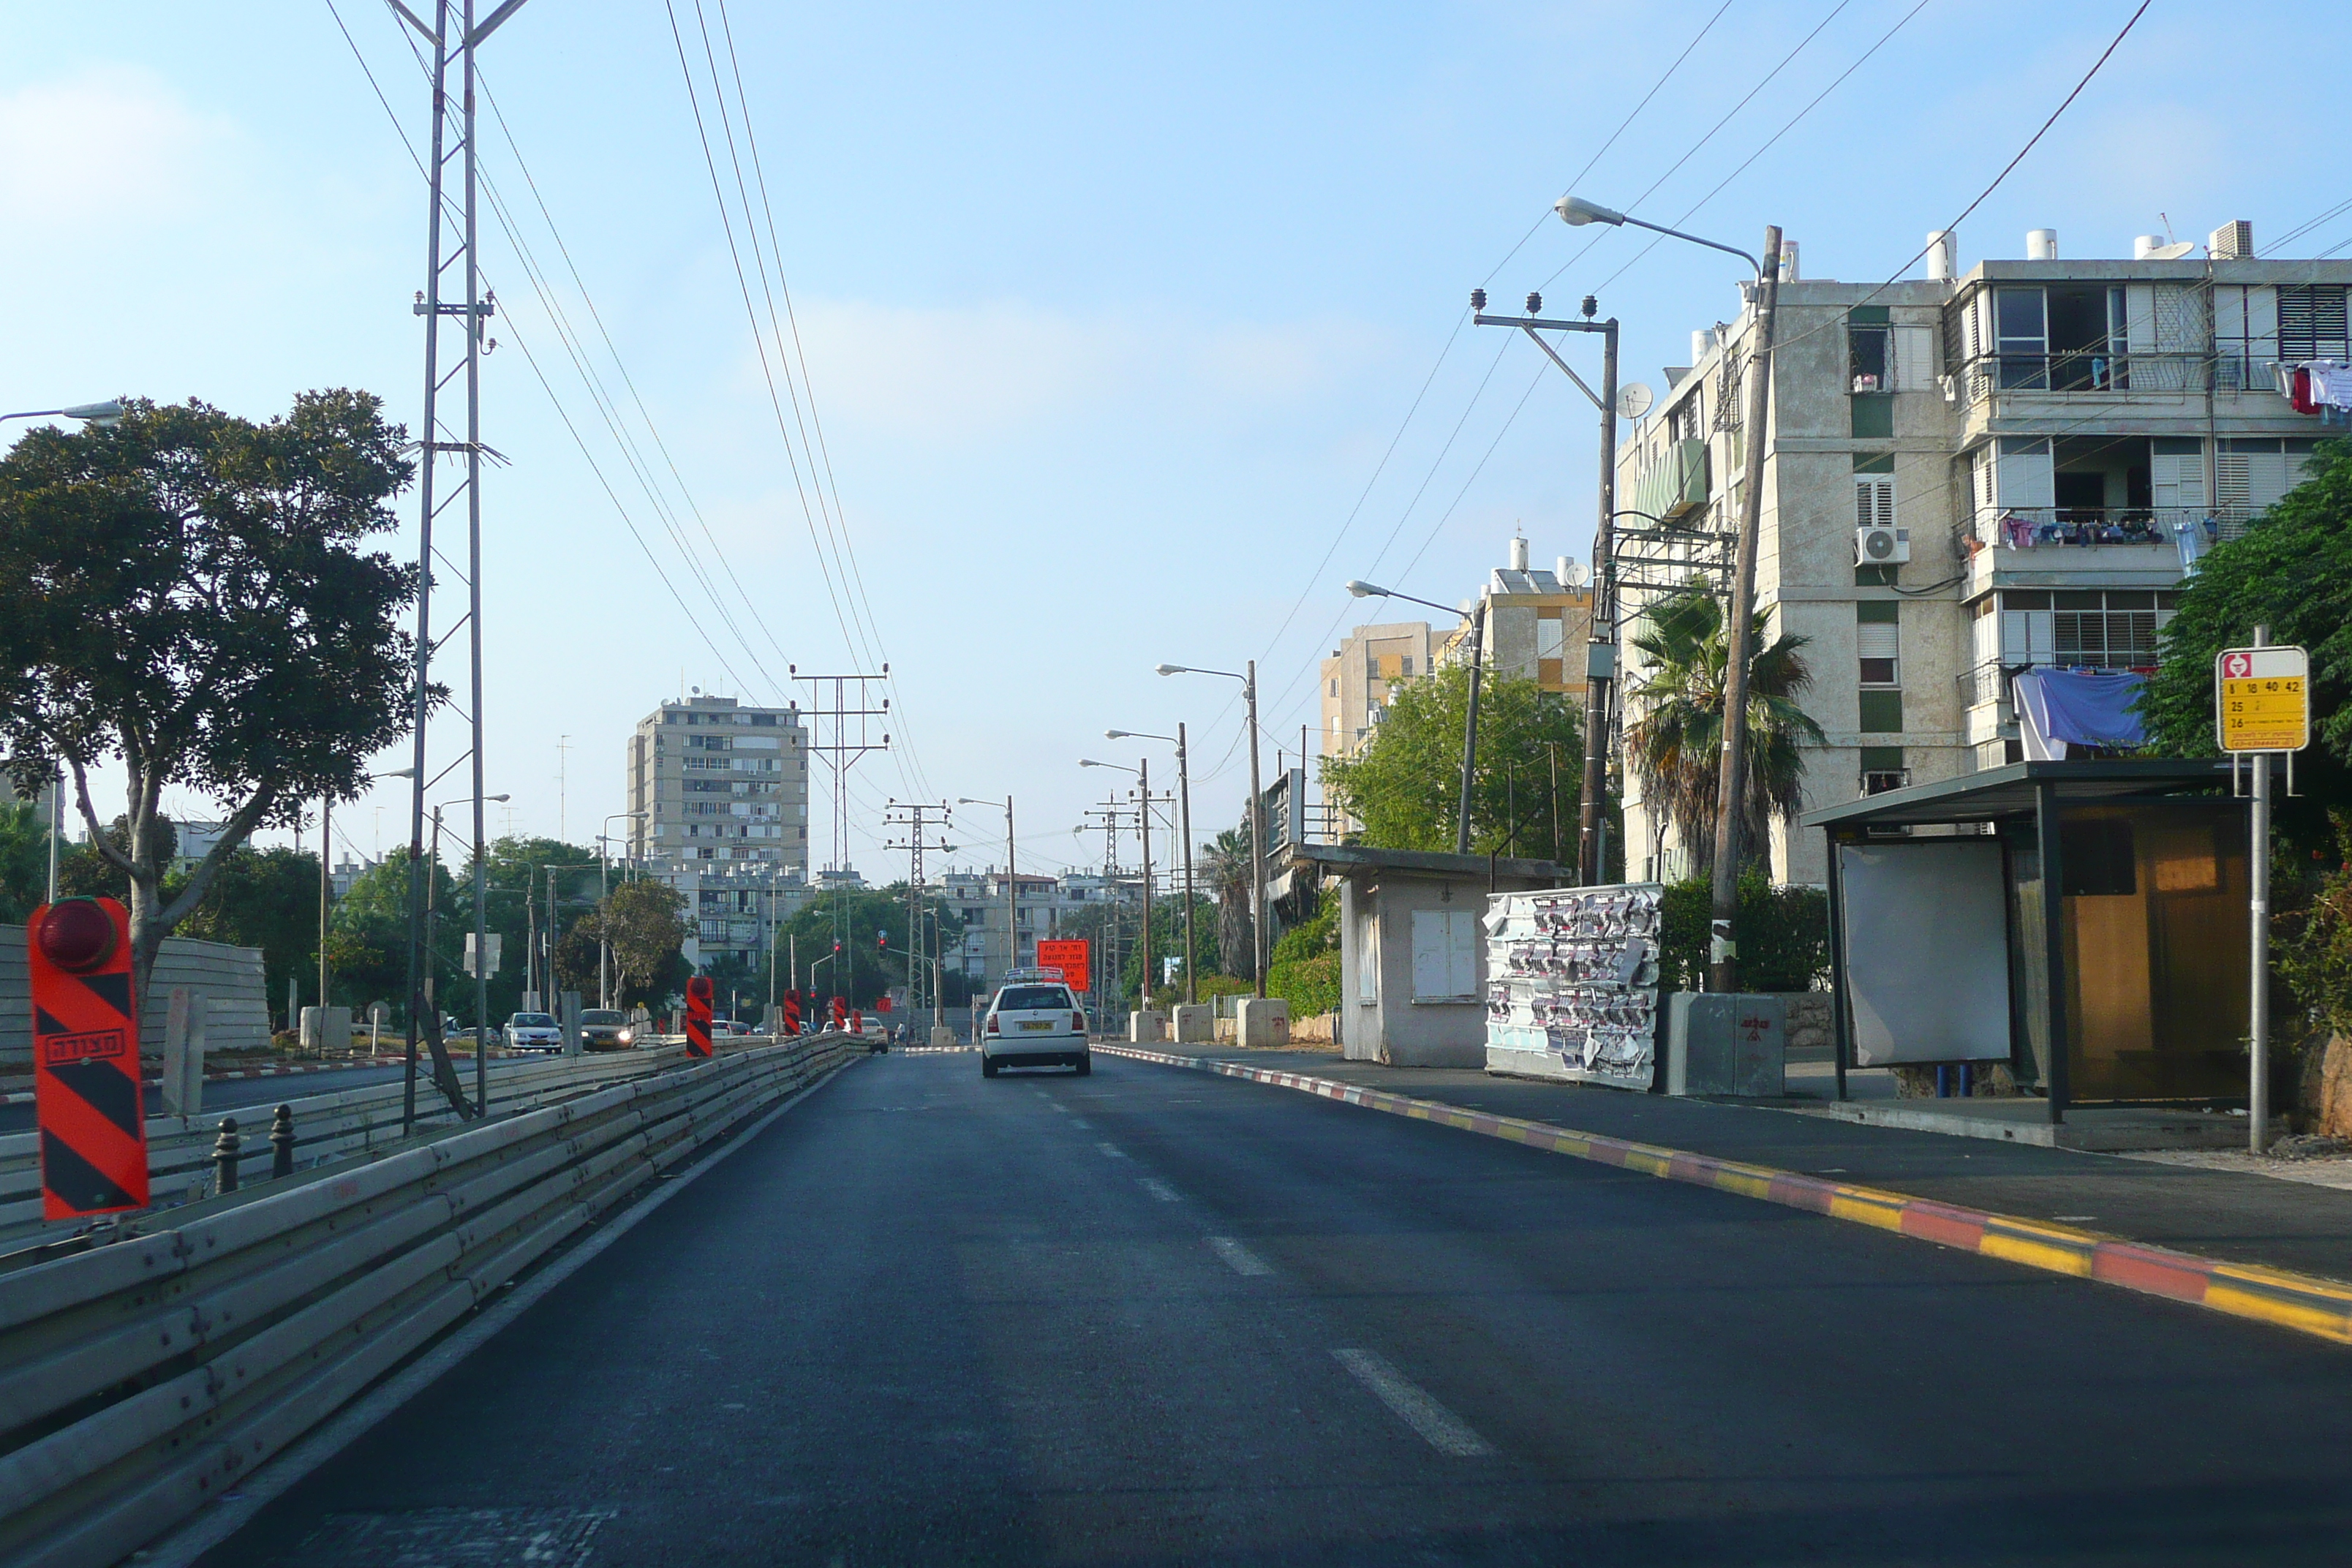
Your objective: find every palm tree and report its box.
[1624,587,1826,873]
[1197,825,1254,980]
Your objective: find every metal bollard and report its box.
[213,1116,241,1195]
[270,1104,296,1179]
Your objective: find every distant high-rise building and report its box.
[625,694,813,974]
[627,694,810,873]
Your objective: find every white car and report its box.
[981,977,1090,1077]
[503,1011,562,1052]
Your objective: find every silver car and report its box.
[502,1011,562,1052]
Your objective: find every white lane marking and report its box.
[1068,1117,1092,1130]
[1330,1348,1496,1458]
[1047,1101,1069,1113]
[1139,1177,1180,1203]
[1096,1142,1126,1158]
[1207,1235,1273,1276]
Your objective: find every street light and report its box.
[1,400,125,429]
[1108,727,1196,1005]
[1558,192,1784,991]
[1347,580,1485,857]
[958,796,1017,990]
[598,811,646,1009]
[1157,663,1266,996]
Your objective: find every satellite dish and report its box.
[2145,241,2196,260]
[1563,561,1590,588]
[1616,382,1655,421]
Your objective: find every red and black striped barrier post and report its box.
[685,974,714,1058]
[29,898,149,1219]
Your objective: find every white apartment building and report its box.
[625,693,813,970]
[1322,621,1436,760]
[626,694,810,872]
[1613,220,2348,886]
[1436,538,1598,697]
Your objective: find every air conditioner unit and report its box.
[1855,525,1911,565]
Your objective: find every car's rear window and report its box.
[995,986,1074,1012]
[581,1011,623,1025]
[512,1014,554,1028]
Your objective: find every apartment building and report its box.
[1436,538,1597,696]
[625,694,810,871]
[1613,220,2348,885]
[1322,621,1436,759]
[625,693,813,970]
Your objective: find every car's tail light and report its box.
[1073,1012,1085,1031]
[985,1015,999,1035]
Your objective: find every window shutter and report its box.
[2279,285,2351,362]
[1893,326,1936,391]
[2151,450,2205,511]
[1996,440,2054,510]
[1854,475,1896,529]
[1857,622,1899,661]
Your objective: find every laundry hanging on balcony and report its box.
[2013,668,2147,761]
[2272,359,2352,423]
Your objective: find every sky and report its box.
[6,0,2348,881]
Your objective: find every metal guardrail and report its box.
[0,1031,859,1568]
[0,1047,709,1253]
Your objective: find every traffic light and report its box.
[876,929,889,952]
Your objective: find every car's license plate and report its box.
[1019,1020,1053,1031]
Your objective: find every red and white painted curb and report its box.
[1096,1043,2352,1347]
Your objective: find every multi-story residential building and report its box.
[1322,621,1436,760]
[942,867,1147,991]
[1612,220,2347,885]
[1436,538,1598,701]
[626,694,810,872]
[625,693,813,971]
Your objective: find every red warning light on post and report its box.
[29,899,148,1218]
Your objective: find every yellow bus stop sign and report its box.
[2215,645,2310,754]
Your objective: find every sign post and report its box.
[29,898,148,1218]
[2217,633,2310,1155]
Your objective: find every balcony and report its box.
[1956,506,2190,594]
[1630,437,1708,522]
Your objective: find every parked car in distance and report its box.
[580,1009,629,1050]
[503,1011,562,1052]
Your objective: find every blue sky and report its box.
[6,0,2345,877]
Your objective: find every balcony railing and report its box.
[1959,657,2157,712]
[1950,349,2215,407]
[1959,505,2194,554]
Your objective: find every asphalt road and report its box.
[188,1049,2352,1567]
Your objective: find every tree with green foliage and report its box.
[0,392,426,1068]
[1321,663,1582,856]
[1196,825,1256,987]
[2142,437,2352,841]
[1658,870,1828,993]
[1267,902,1340,1017]
[0,802,51,925]
[587,878,691,1009]
[1625,587,1825,873]
[330,850,459,1025]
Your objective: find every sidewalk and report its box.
[1120,1042,2352,1290]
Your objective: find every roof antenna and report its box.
[2160,211,2177,245]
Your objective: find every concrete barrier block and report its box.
[930,1025,957,1048]
[1236,998,1289,1048]
[1169,1003,1213,1043]
[1127,1009,1166,1044]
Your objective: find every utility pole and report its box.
[1707,227,1784,992]
[395,0,534,1133]
[318,796,332,1034]
[884,800,952,1013]
[796,666,892,982]
[1470,289,1618,883]
[1177,725,1195,1003]
[1137,758,1153,1009]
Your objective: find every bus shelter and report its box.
[1803,761,2247,1123]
